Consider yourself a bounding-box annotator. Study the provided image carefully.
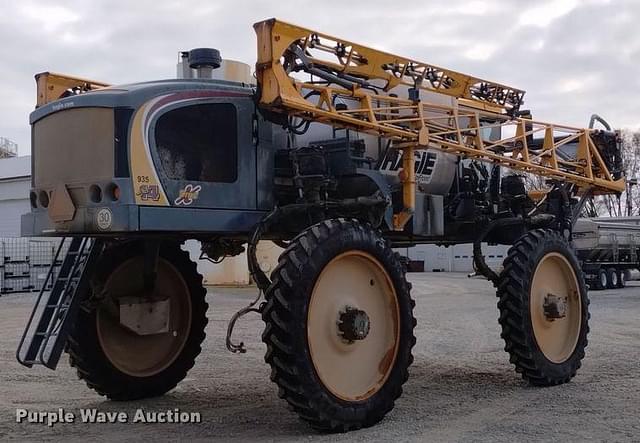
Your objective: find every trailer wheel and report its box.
[67,241,208,400]
[262,219,416,432]
[595,268,608,290]
[497,229,589,386]
[606,268,618,289]
[617,270,626,288]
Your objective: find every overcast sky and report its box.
[1,0,638,156]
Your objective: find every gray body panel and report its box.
[24,80,276,237]
[29,79,255,124]
[22,78,444,240]
[22,204,268,236]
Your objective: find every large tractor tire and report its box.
[497,229,589,386]
[67,241,208,400]
[262,219,416,432]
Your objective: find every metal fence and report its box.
[0,238,65,294]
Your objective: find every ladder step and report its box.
[16,238,100,370]
[56,276,80,282]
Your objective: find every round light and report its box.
[89,185,102,203]
[107,183,120,201]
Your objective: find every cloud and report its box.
[518,0,579,27]
[0,0,638,155]
[18,3,80,32]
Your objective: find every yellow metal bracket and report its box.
[35,72,110,108]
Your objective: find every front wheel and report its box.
[497,229,589,386]
[262,219,416,432]
[67,241,208,400]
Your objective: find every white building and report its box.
[0,156,31,237]
[401,243,509,273]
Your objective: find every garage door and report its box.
[452,243,508,273]
[0,199,30,237]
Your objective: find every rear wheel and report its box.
[618,270,626,288]
[497,229,589,386]
[607,268,618,289]
[262,219,416,432]
[67,241,208,400]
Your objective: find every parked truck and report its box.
[574,217,640,289]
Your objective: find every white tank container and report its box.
[294,86,458,196]
[177,52,254,85]
[211,60,253,84]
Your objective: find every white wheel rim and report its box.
[96,257,192,377]
[530,252,582,363]
[307,251,400,401]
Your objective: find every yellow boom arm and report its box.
[35,72,109,108]
[254,19,525,113]
[254,18,625,228]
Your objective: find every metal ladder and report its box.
[16,237,100,369]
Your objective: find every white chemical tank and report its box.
[212,60,253,84]
[295,86,458,196]
[177,49,253,84]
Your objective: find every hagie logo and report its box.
[175,184,202,206]
[379,149,438,184]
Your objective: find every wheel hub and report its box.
[338,307,370,342]
[530,252,582,363]
[543,293,568,320]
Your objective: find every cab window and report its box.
[155,103,237,183]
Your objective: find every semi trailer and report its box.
[574,217,640,289]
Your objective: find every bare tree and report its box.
[595,130,640,217]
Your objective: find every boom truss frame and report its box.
[254,18,625,229]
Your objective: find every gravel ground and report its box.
[1,273,639,442]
